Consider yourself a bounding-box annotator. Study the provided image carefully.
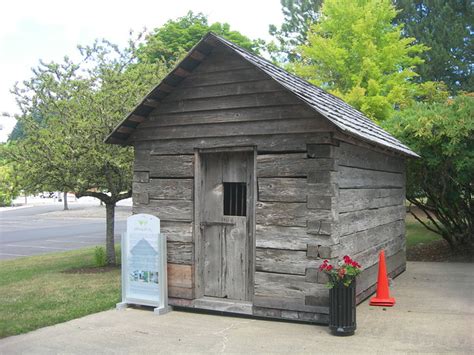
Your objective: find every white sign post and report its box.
[116,214,169,315]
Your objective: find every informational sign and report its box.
[117,214,168,314]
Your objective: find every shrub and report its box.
[384,94,474,253]
[94,246,107,267]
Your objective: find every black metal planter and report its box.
[329,280,356,336]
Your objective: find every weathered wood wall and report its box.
[335,142,407,301]
[129,42,407,322]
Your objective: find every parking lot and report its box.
[0,198,130,260]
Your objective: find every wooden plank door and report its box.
[199,151,253,301]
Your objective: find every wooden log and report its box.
[133,200,193,222]
[162,222,193,243]
[192,298,253,314]
[338,205,406,237]
[256,201,332,227]
[164,79,282,101]
[254,271,326,298]
[133,171,149,183]
[134,155,193,178]
[254,306,330,323]
[307,219,335,236]
[307,171,337,184]
[338,142,405,173]
[337,220,405,257]
[167,242,193,265]
[133,192,149,205]
[258,178,307,202]
[168,286,194,299]
[134,132,337,155]
[128,114,145,122]
[305,268,329,284]
[296,311,329,323]
[307,196,336,210]
[167,263,193,288]
[133,117,332,141]
[253,307,282,318]
[192,46,253,73]
[133,149,150,170]
[179,67,268,88]
[154,91,301,115]
[256,224,316,250]
[307,144,337,158]
[117,126,134,134]
[338,166,404,189]
[307,183,338,197]
[133,179,193,200]
[353,233,405,271]
[143,98,160,108]
[174,67,191,78]
[256,248,320,275]
[146,104,316,127]
[339,188,404,213]
[253,295,329,314]
[257,154,336,177]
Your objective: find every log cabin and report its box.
[106,32,418,323]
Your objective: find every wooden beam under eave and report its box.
[128,114,145,123]
[143,98,160,108]
[117,126,135,134]
[159,83,175,93]
[174,67,191,77]
[190,50,206,61]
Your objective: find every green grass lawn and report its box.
[0,248,120,338]
[405,215,442,248]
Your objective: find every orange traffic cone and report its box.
[370,250,395,306]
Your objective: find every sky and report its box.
[0,0,284,142]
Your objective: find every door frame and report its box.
[193,146,256,301]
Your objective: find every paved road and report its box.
[0,204,127,260]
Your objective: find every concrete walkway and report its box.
[1,262,473,354]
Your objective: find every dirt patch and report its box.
[63,265,120,274]
[407,239,473,263]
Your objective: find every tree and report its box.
[268,0,323,61]
[138,11,265,64]
[292,0,427,122]
[394,0,474,94]
[0,152,20,207]
[6,35,168,264]
[383,94,474,254]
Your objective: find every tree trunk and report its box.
[63,191,68,210]
[105,202,116,265]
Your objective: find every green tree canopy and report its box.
[383,94,474,253]
[5,35,168,264]
[268,0,323,61]
[292,0,427,122]
[394,0,474,94]
[138,11,264,64]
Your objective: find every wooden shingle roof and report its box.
[106,32,418,158]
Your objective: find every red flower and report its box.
[343,255,352,264]
[327,265,333,271]
[319,260,329,271]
